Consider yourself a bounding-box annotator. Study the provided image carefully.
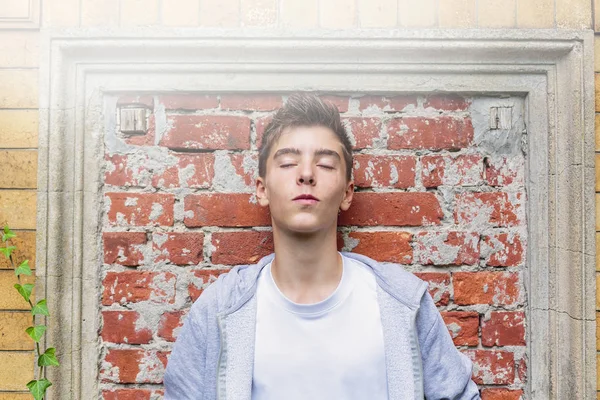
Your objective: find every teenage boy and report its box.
[164,93,480,399]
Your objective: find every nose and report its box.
[297,163,315,186]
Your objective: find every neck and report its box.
[270,225,342,304]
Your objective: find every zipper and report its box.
[216,314,226,400]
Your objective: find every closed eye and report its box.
[280,164,297,168]
[318,165,335,170]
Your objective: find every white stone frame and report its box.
[37,29,596,399]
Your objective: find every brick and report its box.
[481,233,524,267]
[439,0,476,28]
[478,0,516,28]
[224,152,259,188]
[184,194,270,227]
[160,115,251,150]
[415,231,479,266]
[158,94,217,110]
[152,153,214,189]
[162,0,200,26]
[102,271,176,305]
[0,110,38,148]
[481,311,525,346]
[556,0,591,28]
[413,272,450,306]
[121,0,159,26]
[0,231,36,270]
[320,0,356,28]
[388,116,474,150]
[454,192,524,227]
[199,0,240,26]
[353,154,415,189]
[358,95,417,111]
[103,232,147,266]
[481,388,524,400]
[241,0,277,26]
[158,310,188,341]
[42,0,80,27]
[0,352,34,390]
[423,94,469,111]
[453,272,521,306]
[343,117,382,150]
[517,357,526,384]
[319,95,349,113]
[153,232,204,265]
[102,389,152,400]
[106,193,174,227]
[597,233,600,271]
[81,0,119,26]
[101,349,168,383]
[463,349,515,385]
[441,311,479,346]
[0,70,38,108]
[281,0,318,28]
[255,115,274,149]
[339,192,443,226]
[421,154,482,187]
[0,311,33,350]
[211,231,273,265]
[358,0,397,27]
[398,0,435,27]
[105,153,150,187]
[0,32,39,68]
[516,0,554,28]
[101,310,152,344]
[596,114,600,150]
[0,270,35,309]
[189,269,230,301]
[221,94,282,111]
[348,231,412,264]
[484,156,524,187]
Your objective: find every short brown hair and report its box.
[258,93,353,181]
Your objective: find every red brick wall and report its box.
[100,93,527,399]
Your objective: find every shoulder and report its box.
[342,252,428,308]
[188,254,274,318]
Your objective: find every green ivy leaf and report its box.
[25,325,47,342]
[26,378,52,400]
[14,283,34,303]
[38,347,59,367]
[2,226,15,242]
[0,246,16,258]
[31,299,49,316]
[15,259,31,277]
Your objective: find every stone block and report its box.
[320,0,356,28]
[478,0,516,28]
[0,70,38,109]
[0,151,37,189]
[0,312,33,351]
[81,0,119,26]
[281,0,318,28]
[42,0,80,27]
[0,32,39,68]
[439,0,476,28]
[0,111,38,148]
[358,0,397,28]
[0,271,35,310]
[199,0,239,27]
[398,0,435,27]
[241,0,276,26]
[162,0,199,26]
[0,352,34,390]
[516,0,554,28]
[556,0,592,28]
[121,0,159,26]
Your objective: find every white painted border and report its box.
[37,29,595,399]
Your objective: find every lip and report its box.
[293,194,319,201]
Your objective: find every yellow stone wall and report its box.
[0,0,596,397]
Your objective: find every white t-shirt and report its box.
[252,254,389,400]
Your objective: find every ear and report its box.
[339,180,354,211]
[256,176,270,207]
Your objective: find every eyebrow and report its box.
[273,147,341,161]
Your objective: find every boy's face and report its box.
[256,125,354,235]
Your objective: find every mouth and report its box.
[293,194,319,204]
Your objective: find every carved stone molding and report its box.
[37,29,595,399]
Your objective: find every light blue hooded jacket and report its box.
[164,252,481,400]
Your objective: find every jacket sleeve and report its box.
[163,301,208,400]
[416,291,481,400]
